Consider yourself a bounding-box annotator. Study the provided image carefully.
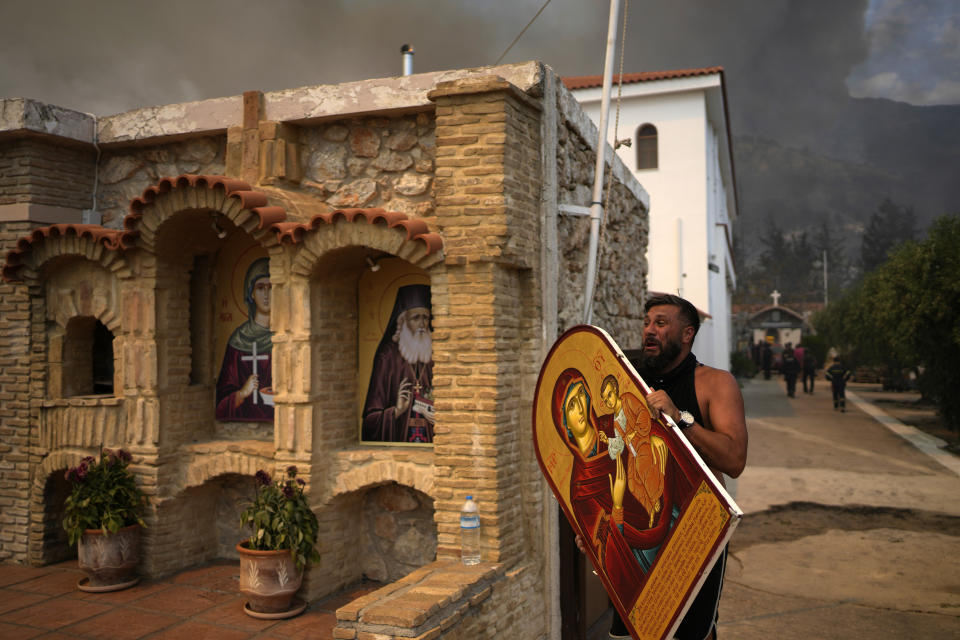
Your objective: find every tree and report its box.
[860,197,916,274]
[756,220,819,303]
[818,214,960,431]
[813,216,849,300]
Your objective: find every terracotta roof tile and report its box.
[562,66,724,91]
[275,208,443,255]
[4,176,443,282]
[125,174,283,232]
[2,224,132,282]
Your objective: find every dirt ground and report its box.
[732,379,960,558]
[721,378,960,637]
[849,382,960,454]
[730,501,960,551]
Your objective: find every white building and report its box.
[566,67,739,370]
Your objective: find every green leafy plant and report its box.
[62,448,147,546]
[729,350,758,379]
[240,466,320,570]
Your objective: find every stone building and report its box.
[0,61,649,638]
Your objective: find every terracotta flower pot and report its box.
[77,524,141,591]
[236,541,303,616]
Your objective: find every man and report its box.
[613,294,748,640]
[761,340,773,380]
[824,356,852,411]
[801,348,817,394]
[362,284,435,442]
[781,345,801,398]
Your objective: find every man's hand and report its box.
[575,534,588,555]
[645,389,680,424]
[395,379,412,414]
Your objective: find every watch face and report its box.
[679,411,694,428]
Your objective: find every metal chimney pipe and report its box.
[401,44,414,76]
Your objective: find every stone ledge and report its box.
[335,558,504,638]
[41,395,123,408]
[179,438,274,458]
[0,98,95,143]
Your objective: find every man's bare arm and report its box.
[644,368,747,478]
[688,368,747,477]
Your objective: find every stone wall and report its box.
[555,82,649,349]
[299,115,435,219]
[96,137,225,227]
[360,483,436,584]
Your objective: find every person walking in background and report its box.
[781,345,801,398]
[802,349,818,394]
[793,344,806,374]
[762,341,773,380]
[825,356,852,411]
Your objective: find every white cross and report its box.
[241,341,269,404]
[770,290,781,306]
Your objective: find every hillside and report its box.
[731,97,960,303]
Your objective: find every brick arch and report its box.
[125,174,287,253]
[167,450,275,498]
[43,260,122,334]
[328,460,435,502]
[2,224,132,286]
[29,450,93,565]
[275,209,444,277]
[31,450,90,499]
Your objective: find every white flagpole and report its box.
[583,0,622,325]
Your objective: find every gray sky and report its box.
[2,0,958,240]
[2,0,956,120]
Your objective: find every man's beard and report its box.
[638,336,682,373]
[397,321,432,364]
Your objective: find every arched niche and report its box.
[61,317,114,397]
[148,208,277,444]
[42,257,121,400]
[306,247,433,452]
[273,209,442,455]
[314,482,436,595]
[149,472,255,576]
[123,176,287,449]
[40,467,74,564]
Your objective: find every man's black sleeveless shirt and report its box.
[631,352,703,426]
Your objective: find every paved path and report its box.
[0,560,376,639]
[719,378,960,639]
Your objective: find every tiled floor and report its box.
[0,560,379,639]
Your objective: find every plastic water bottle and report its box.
[460,495,481,565]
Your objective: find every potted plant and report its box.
[62,448,147,592]
[237,466,320,618]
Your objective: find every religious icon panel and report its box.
[214,237,273,423]
[532,325,741,640]
[358,258,433,445]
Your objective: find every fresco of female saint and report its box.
[215,257,273,422]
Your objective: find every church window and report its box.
[636,123,658,170]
